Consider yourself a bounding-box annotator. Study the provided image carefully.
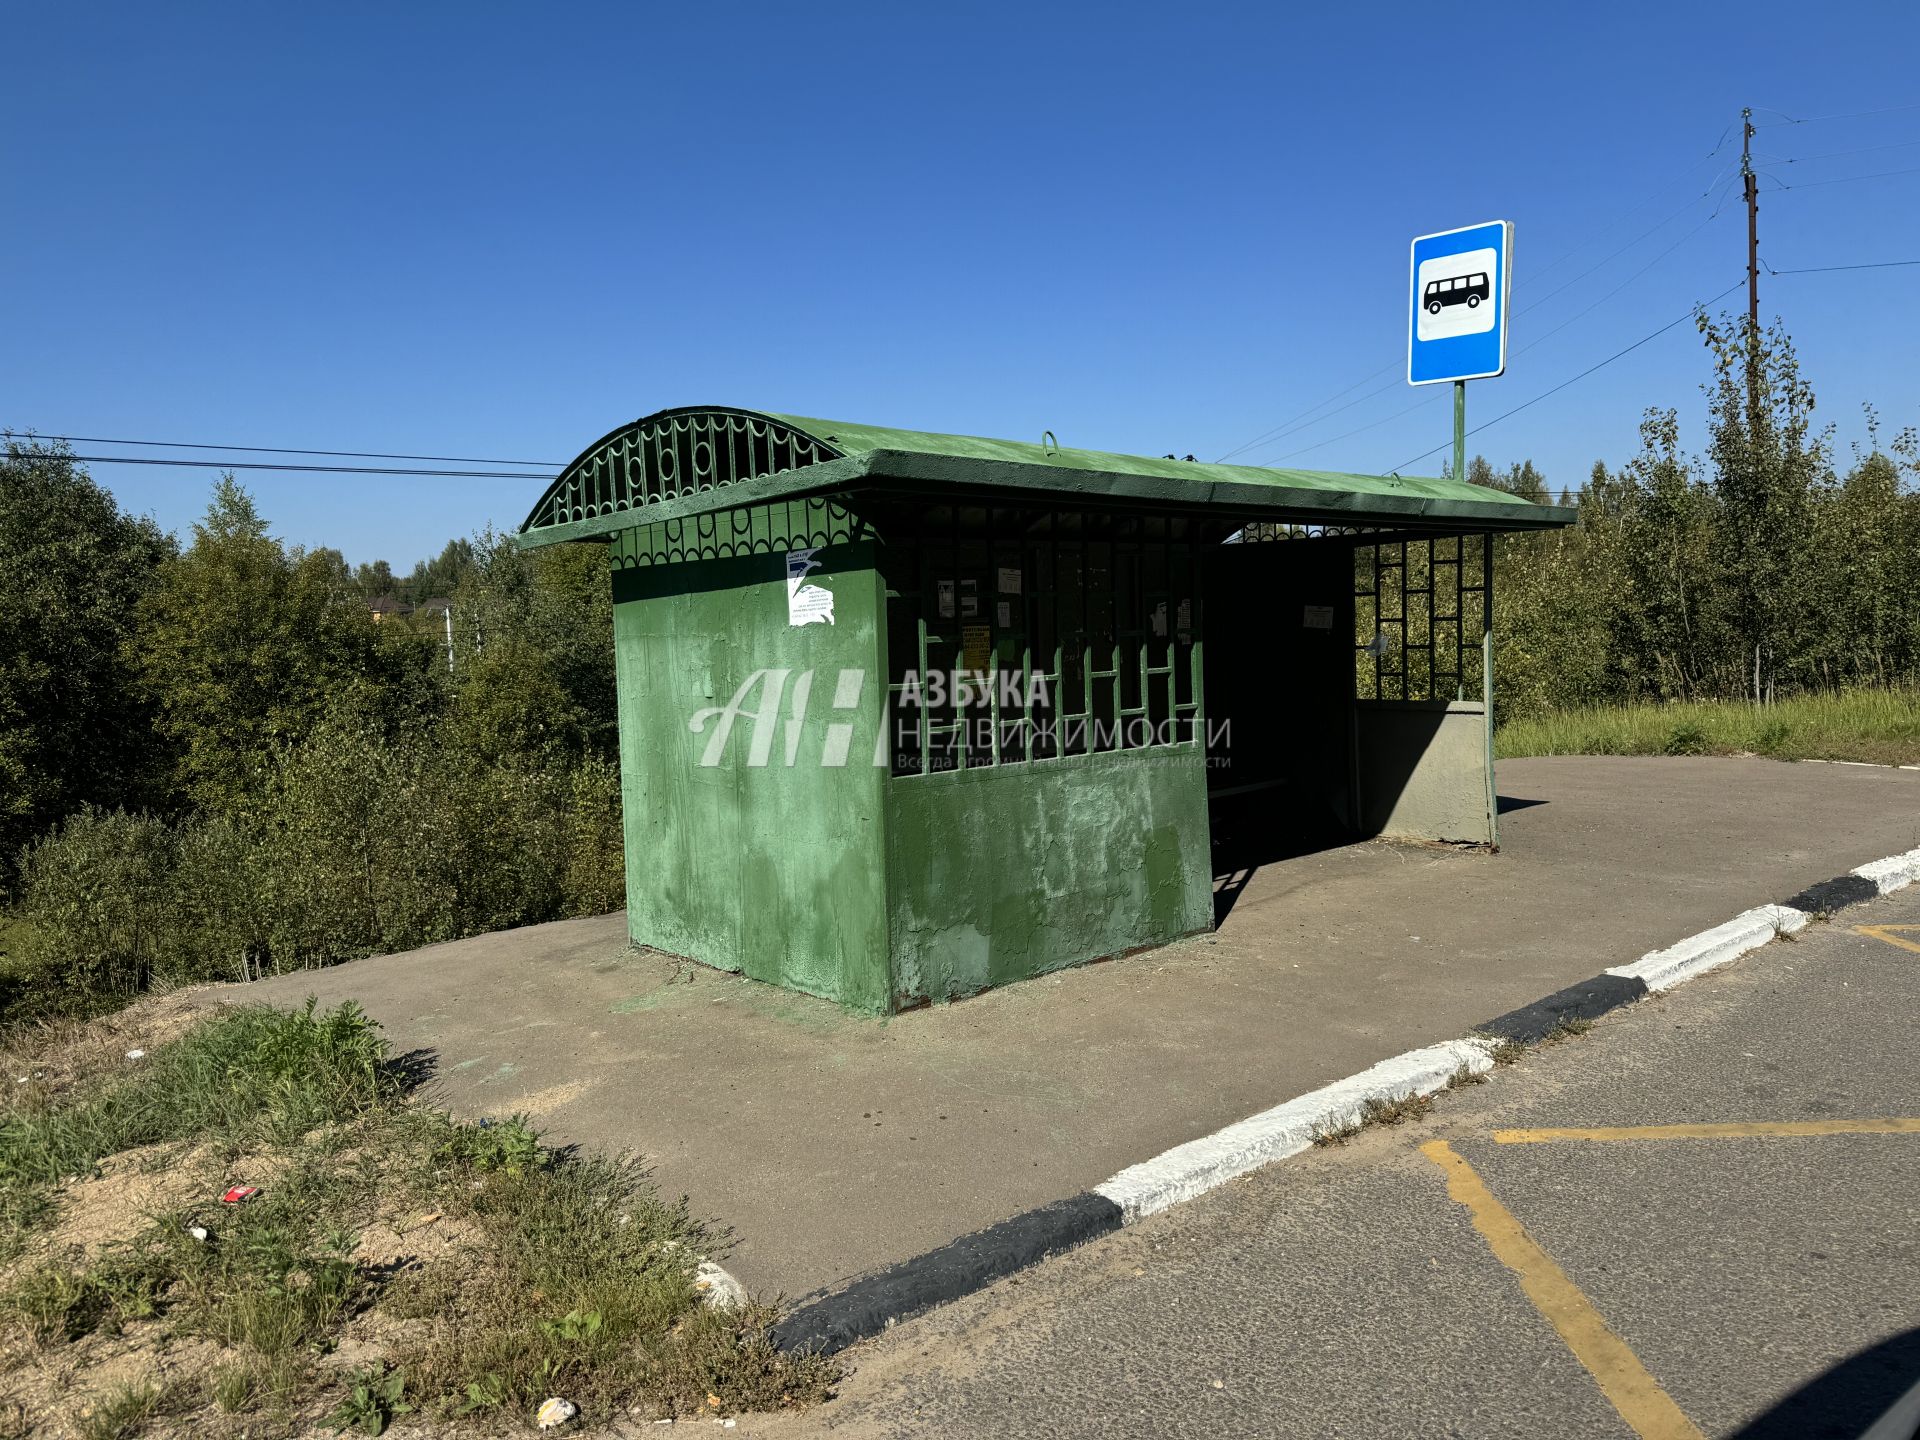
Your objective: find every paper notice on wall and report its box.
[1302,604,1334,631]
[937,580,955,618]
[785,548,835,626]
[996,601,1012,628]
[1150,601,1169,638]
[961,624,992,674]
[997,567,1022,595]
[960,578,979,618]
[1176,598,1193,640]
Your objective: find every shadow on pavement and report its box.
[1730,1326,1920,1439]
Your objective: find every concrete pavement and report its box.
[198,755,1920,1300]
[759,884,1920,1439]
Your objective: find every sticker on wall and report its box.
[937,580,955,619]
[996,601,1012,628]
[1150,601,1169,638]
[961,623,991,674]
[997,567,1022,595]
[1176,598,1193,641]
[960,578,979,618]
[785,548,835,626]
[1302,604,1334,630]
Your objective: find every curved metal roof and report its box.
[518,405,1573,548]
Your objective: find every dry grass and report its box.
[0,1002,837,1437]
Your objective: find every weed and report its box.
[1445,1062,1487,1090]
[436,1113,543,1175]
[1310,1117,1362,1147]
[1360,1091,1433,1127]
[328,1367,410,1436]
[77,1382,158,1440]
[210,1362,260,1413]
[1663,723,1709,757]
[1481,1036,1528,1066]
[1546,1015,1595,1042]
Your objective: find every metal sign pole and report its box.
[1452,379,1466,481]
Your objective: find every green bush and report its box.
[9,711,626,1016]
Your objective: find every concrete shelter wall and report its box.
[610,530,892,1011]
[1355,700,1493,845]
[884,747,1213,1007]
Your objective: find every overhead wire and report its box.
[8,431,565,469]
[1754,100,1920,127]
[28,453,551,480]
[1385,280,1746,473]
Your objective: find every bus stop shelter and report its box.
[517,407,1574,1013]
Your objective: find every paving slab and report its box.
[201,755,1920,1298]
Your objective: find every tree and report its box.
[134,478,406,811]
[0,441,174,882]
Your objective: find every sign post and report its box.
[1408,219,1512,478]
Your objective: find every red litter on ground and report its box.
[220,1186,260,1205]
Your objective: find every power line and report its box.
[1754,100,1920,128]
[25,452,551,480]
[1768,164,1920,191]
[1386,280,1745,473]
[1771,136,1920,166]
[1764,257,1920,275]
[1214,363,1400,464]
[8,430,566,469]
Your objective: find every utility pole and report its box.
[1741,106,1760,421]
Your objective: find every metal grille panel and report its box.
[523,409,843,532]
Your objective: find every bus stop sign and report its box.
[1408,220,1512,386]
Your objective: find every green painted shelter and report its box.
[518,407,1574,1013]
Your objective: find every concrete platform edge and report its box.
[771,844,1919,1356]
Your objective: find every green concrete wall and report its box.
[609,507,892,1012]
[883,748,1213,1007]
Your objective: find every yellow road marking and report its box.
[1492,1118,1920,1143]
[1856,924,1920,956]
[1421,1140,1703,1440]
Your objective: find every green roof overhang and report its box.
[516,406,1575,549]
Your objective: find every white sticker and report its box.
[960,578,979,618]
[786,548,835,626]
[996,601,1012,627]
[1303,604,1334,630]
[937,580,955,619]
[997,567,1022,595]
[1151,601,1168,638]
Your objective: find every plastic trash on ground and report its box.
[536,1396,576,1429]
[219,1185,260,1205]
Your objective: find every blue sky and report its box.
[7,2,1919,568]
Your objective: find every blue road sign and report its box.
[1408,220,1512,386]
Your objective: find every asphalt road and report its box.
[755,886,1920,1440]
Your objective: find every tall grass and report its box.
[1496,688,1920,765]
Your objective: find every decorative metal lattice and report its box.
[1354,534,1492,702]
[522,409,843,532]
[877,503,1205,776]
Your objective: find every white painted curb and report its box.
[1606,903,1810,993]
[1850,846,1920,896]
[1094,1038,1492,1222]
[1077,842,1919,1239]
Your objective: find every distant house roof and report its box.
[517,405,1575,550]
[414,597,452,616]
[367,596,411,615]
